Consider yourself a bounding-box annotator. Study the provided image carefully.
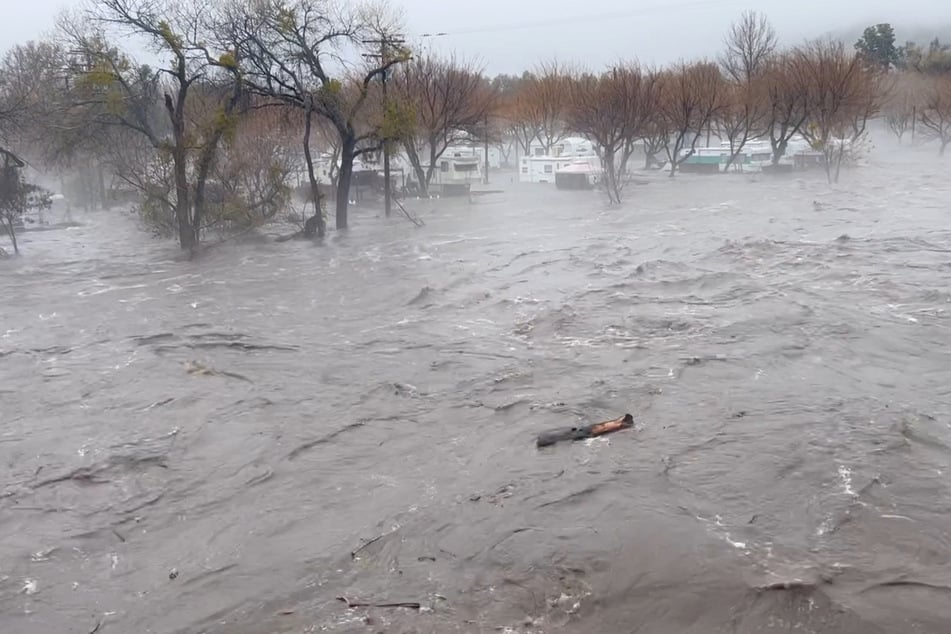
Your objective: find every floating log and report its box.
[536,413,634,448]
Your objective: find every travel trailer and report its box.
[520,136,600,183]
[555,160,602,190]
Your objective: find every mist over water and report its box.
[3,132,951,633]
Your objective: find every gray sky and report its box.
[3,0,950,74]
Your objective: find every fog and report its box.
[4,0,951,72]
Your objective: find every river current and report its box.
[2,138,951,633]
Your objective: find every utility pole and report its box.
[363,34,406,217]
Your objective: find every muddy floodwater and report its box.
[3,139,951,634]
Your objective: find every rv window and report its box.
[440,161,449,172]
[521,167,528,174]
[456,162,478,172]
[544,164,553,173]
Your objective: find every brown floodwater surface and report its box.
[2,137,951,633]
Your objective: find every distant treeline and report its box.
[0,3,949,254]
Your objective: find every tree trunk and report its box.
[302,108,326,238]
[193,146,218,245]
[194,78,242,244]
[769,124,785,165]
[97,165,108,210]
[618,142,635,180]
[166,88,194,251]
[193,146,225,240]
[426,137,444,193]
[604,151,619,204]
[81,168,93,212]
[336,137,356,230]
[403,142,429,198]
[668,141,681,177]
[723,131,749,173]
[4,216,17,255]
[172,147,193,251]
[770,138,788,165]
[940,139,949,156]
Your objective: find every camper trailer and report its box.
[520,136,600,183]
[555,160,602,190]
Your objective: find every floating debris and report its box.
[183,360,252,383]
[536,413,634,448]
[336,596,421,610]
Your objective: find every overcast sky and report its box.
[3,0,950,74]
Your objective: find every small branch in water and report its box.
[756,579,818,592]
[394,199,424,227]
[336,596,421,610]
[350,533,386,560]
[862,578,951,594]
[88,620,102,634]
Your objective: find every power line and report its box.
[414,0,745,38]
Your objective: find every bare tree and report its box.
[720,11,777,83]
[762,52,812,164]
[919,75,951,155]
[2,39,134,211]
[62,0,242,252]
[518,61,573,153]
[389,54,490,197]
[659,61,726,176]
[504,84,540,157]
[797,39,883,183]
[567,64,658,203]
[884,74,922,143]
[716,12,775,172]
[210,104,297,227]
[718,77,769,171]
[0,151,52,255]
[230,0,407,233]
[0,149,28,254]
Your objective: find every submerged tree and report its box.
[515,61,573,154]
[229,0,407,234]
[919,75,951,155]
[717,11,774,171]
[389,54,491,197]
[718,78,769,171]
[0,149,27,254]
[0,43,54,253]
[659,61,726,176]
[62,0,243,252]
[797,39,882,183]
[567,64,657,203]
[500,79,541,159]
[762,51,812,165]
[884,73,923,143]
[0,149,51,254]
